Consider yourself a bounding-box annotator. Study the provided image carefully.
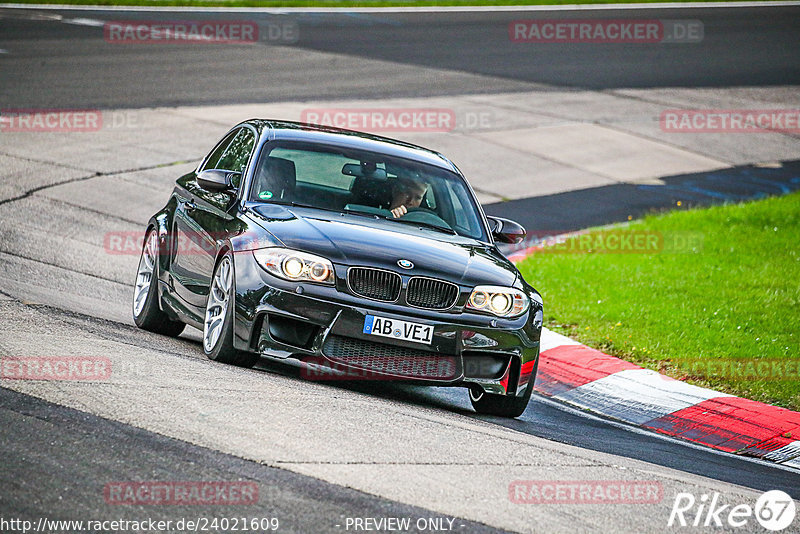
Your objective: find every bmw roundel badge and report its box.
[397,259,414,269]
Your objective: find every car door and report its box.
[171,127,256,312]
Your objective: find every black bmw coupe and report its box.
[133,120,543,417]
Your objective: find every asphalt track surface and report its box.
[0,386,505,533]
[0,5,799,108]
[487,159,800,235]
[1,5,799,533]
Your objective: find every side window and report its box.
[200,128,255,190]
[201,130,239,172]
[217,129,256,177]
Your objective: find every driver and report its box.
[389,176,428,218]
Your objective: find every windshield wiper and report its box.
[385,217,457,235]
[273,202,378,218]
[283,201,340,213]
[271,201,456,234]
[341,207,386,218]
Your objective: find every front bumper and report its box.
[231,255,542,398]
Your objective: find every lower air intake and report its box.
[322,335,457,380]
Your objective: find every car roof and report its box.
[244,119,460,174]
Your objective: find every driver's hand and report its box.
[391,205,407,218]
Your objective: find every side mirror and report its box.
[487,216,526,244]
[197,169,241,192]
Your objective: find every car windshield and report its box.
[248,142,487,240]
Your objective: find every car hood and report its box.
[248,204,518,287]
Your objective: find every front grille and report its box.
[348,267,401,302]
[406,277,459,310]
[322,335,457,380]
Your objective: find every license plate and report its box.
[363,315,433,345]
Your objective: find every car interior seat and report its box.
[253,156,296,202]
[349,175,393,209]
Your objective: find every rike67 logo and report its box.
[668,490,796,531]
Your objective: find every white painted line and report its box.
[764,440,800,463]
[1,2,798,12]
[782,457,800,469]
[63,17,105,27]
[535,393,800,474]
[0,49,8,54]
[539,326,581,353]
[554,368,733,425]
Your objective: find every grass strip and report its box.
[518,192,800,410]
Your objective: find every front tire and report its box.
[203,253,258,368]
[469,379,533,418]
[132,229,185,337]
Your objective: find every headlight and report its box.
[466,285,529,317]
[253,248,335,285]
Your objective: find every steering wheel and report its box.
[405,207,439,216]
[401,207,453,229]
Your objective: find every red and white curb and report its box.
[535,328,800,468]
